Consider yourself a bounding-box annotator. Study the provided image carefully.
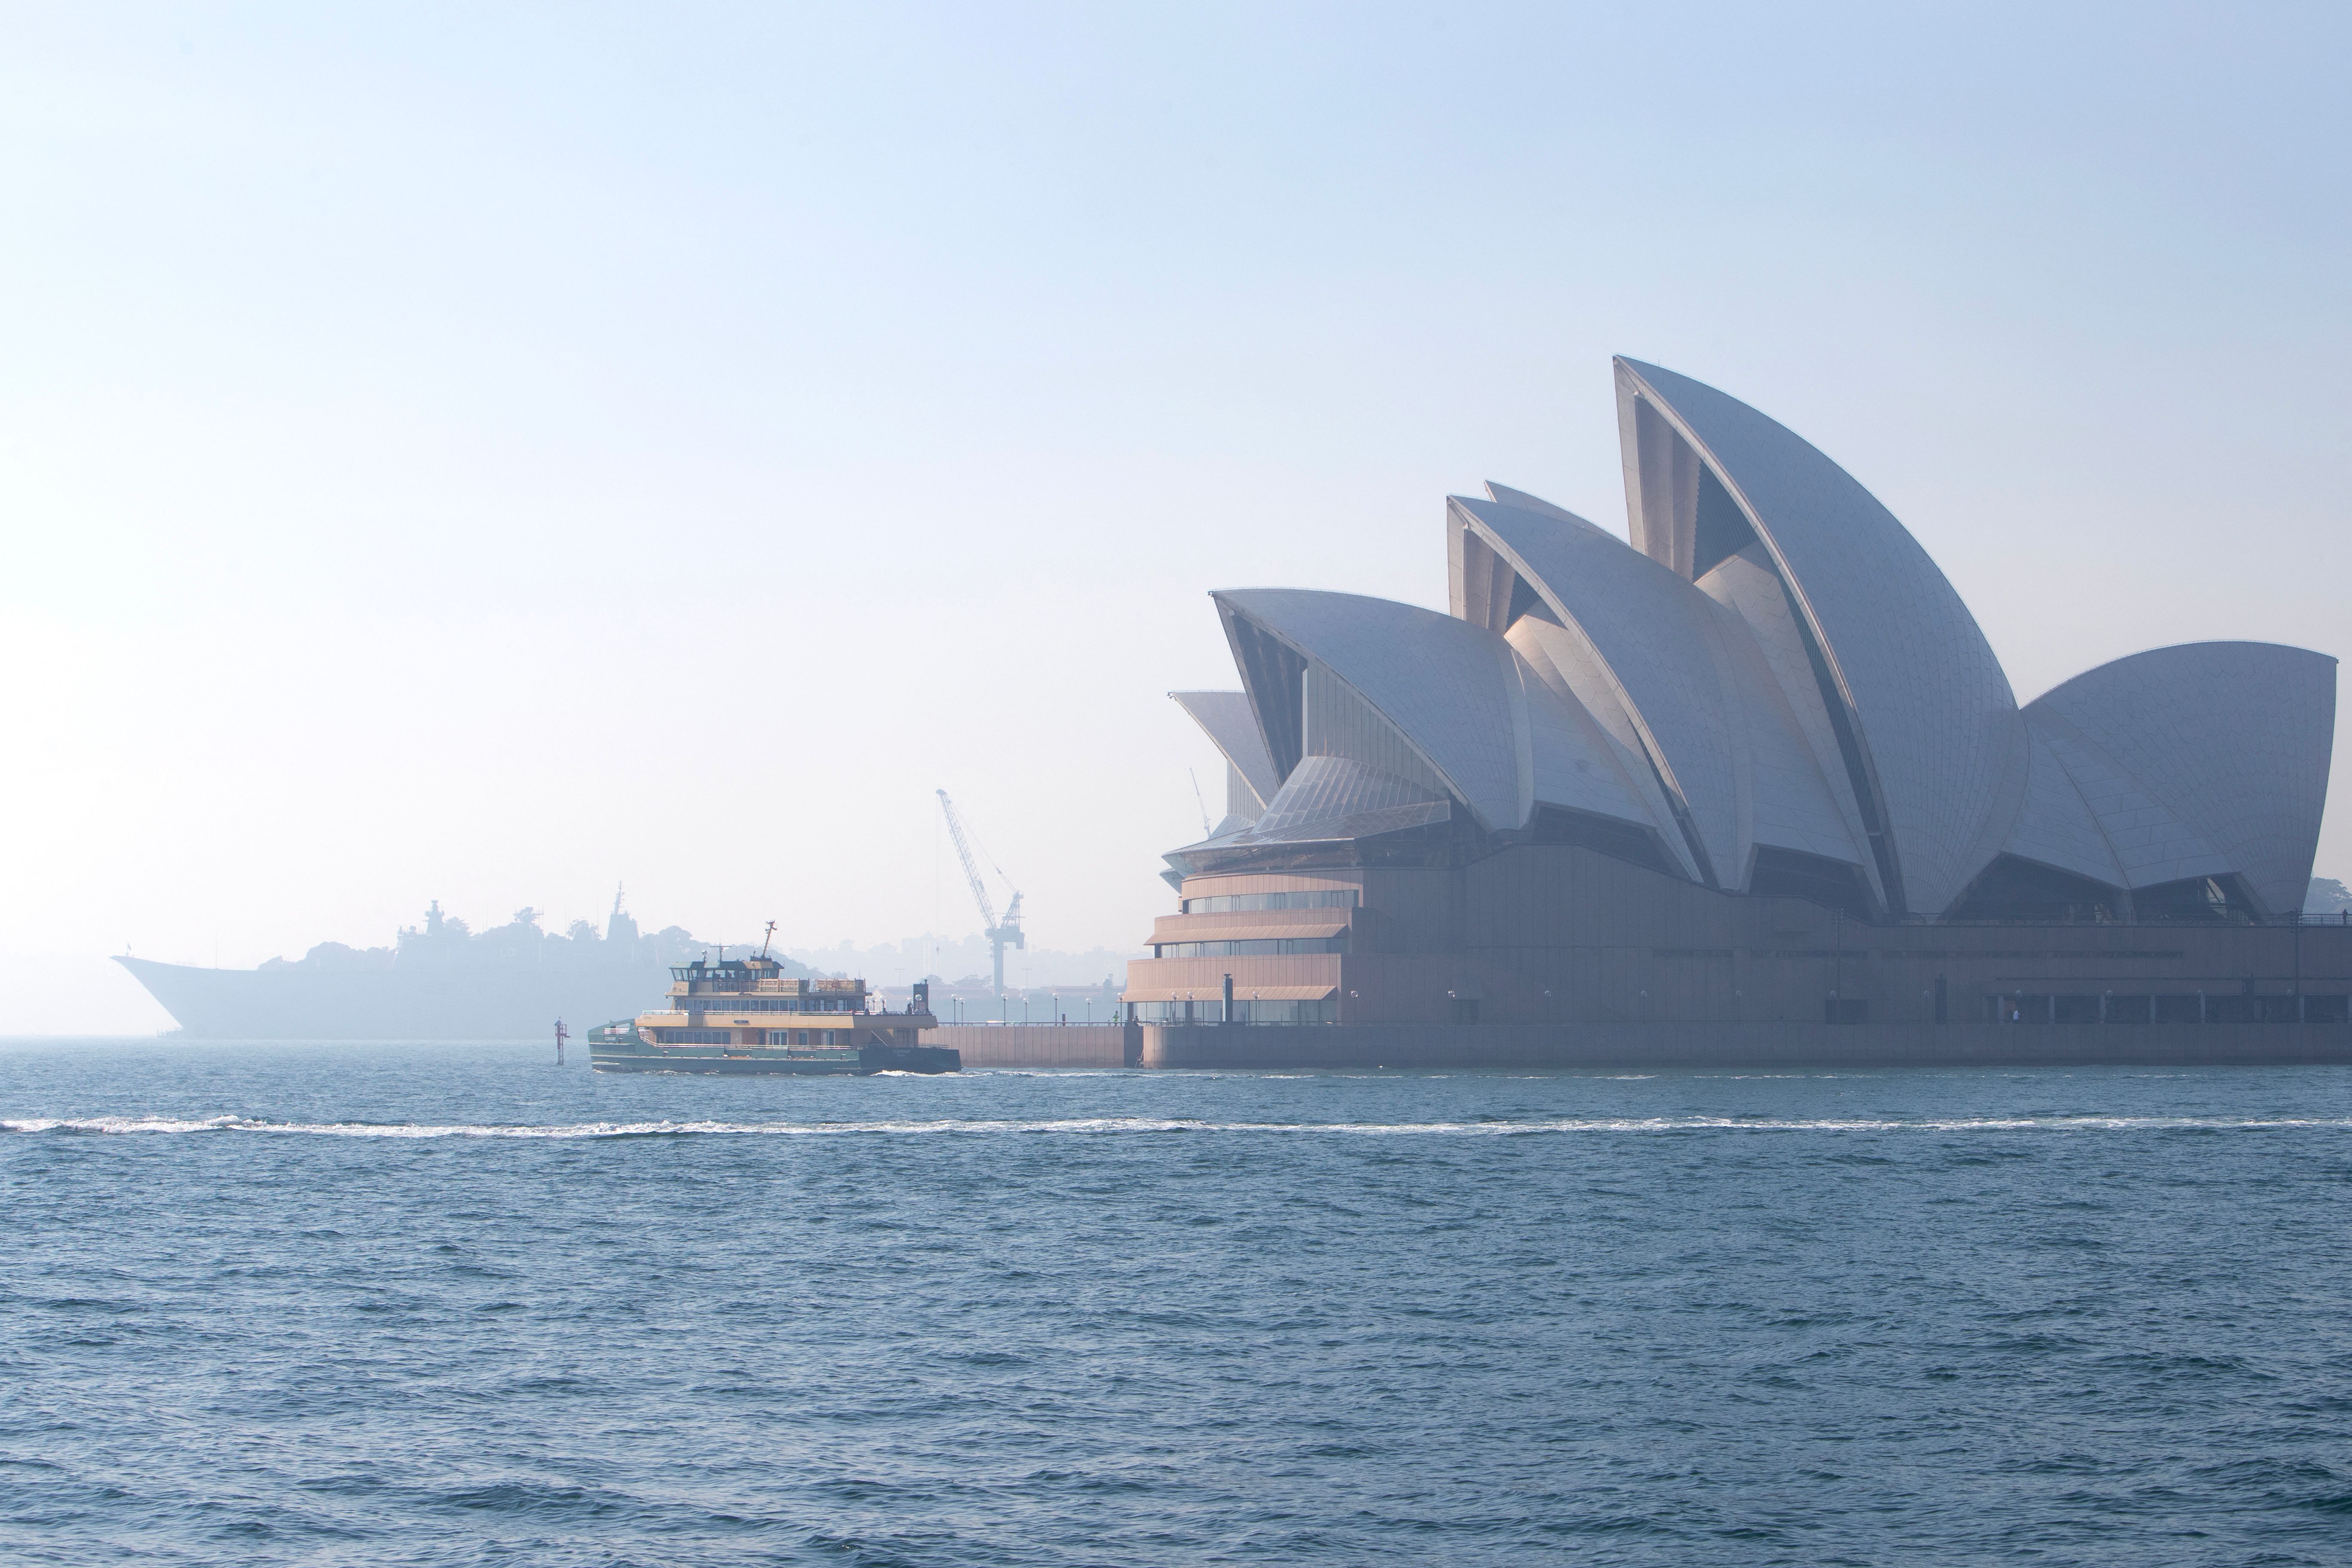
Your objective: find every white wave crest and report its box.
[3,1113,2349,1139]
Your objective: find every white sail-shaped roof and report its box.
[1694,544,1883,896]
[1168,361,2333,925]
[1615,358,2027,915]
[2024,643,2335,916]
[1506,632,1683,858]
[1215,589,1529,831]
[1452,491,1876,894]
[1998,725,2130,889]
[1450,494,1743,885]
[1170,689,1280,819]
[1241,754,1452,844]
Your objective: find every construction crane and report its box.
[937,789,1025,998]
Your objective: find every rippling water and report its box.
[6,1041,2350,1565]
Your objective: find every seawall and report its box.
[1136,1021,2352,1070]
[929,1024,1138,1069]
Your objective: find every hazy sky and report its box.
[5,3,2349,1031]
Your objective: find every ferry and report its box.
[589,952,956,1075]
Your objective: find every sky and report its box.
[3,2,2349,1032]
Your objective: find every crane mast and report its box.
[937,789,1025,998]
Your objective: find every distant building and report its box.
[1123,359,2344,1064]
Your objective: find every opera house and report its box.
[1121,358,2347,1067]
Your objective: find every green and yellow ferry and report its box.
[589,953,956,1075]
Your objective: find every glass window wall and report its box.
[1151,937,1348,958]
[1179,890,1358,914]
[1129,998,1335,1024]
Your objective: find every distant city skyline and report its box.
[4,3,2348,1032]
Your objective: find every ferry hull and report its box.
[590,1041,960,1075]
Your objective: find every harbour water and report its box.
[5,1040,2350,1565]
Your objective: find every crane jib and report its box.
[936,789,1026,1000]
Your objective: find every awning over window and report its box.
[1142,919,1350,944]
[1120,985,1338,1003]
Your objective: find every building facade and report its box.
[1122,359,2346,1064]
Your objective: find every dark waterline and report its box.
[5,1039,2350,1565]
